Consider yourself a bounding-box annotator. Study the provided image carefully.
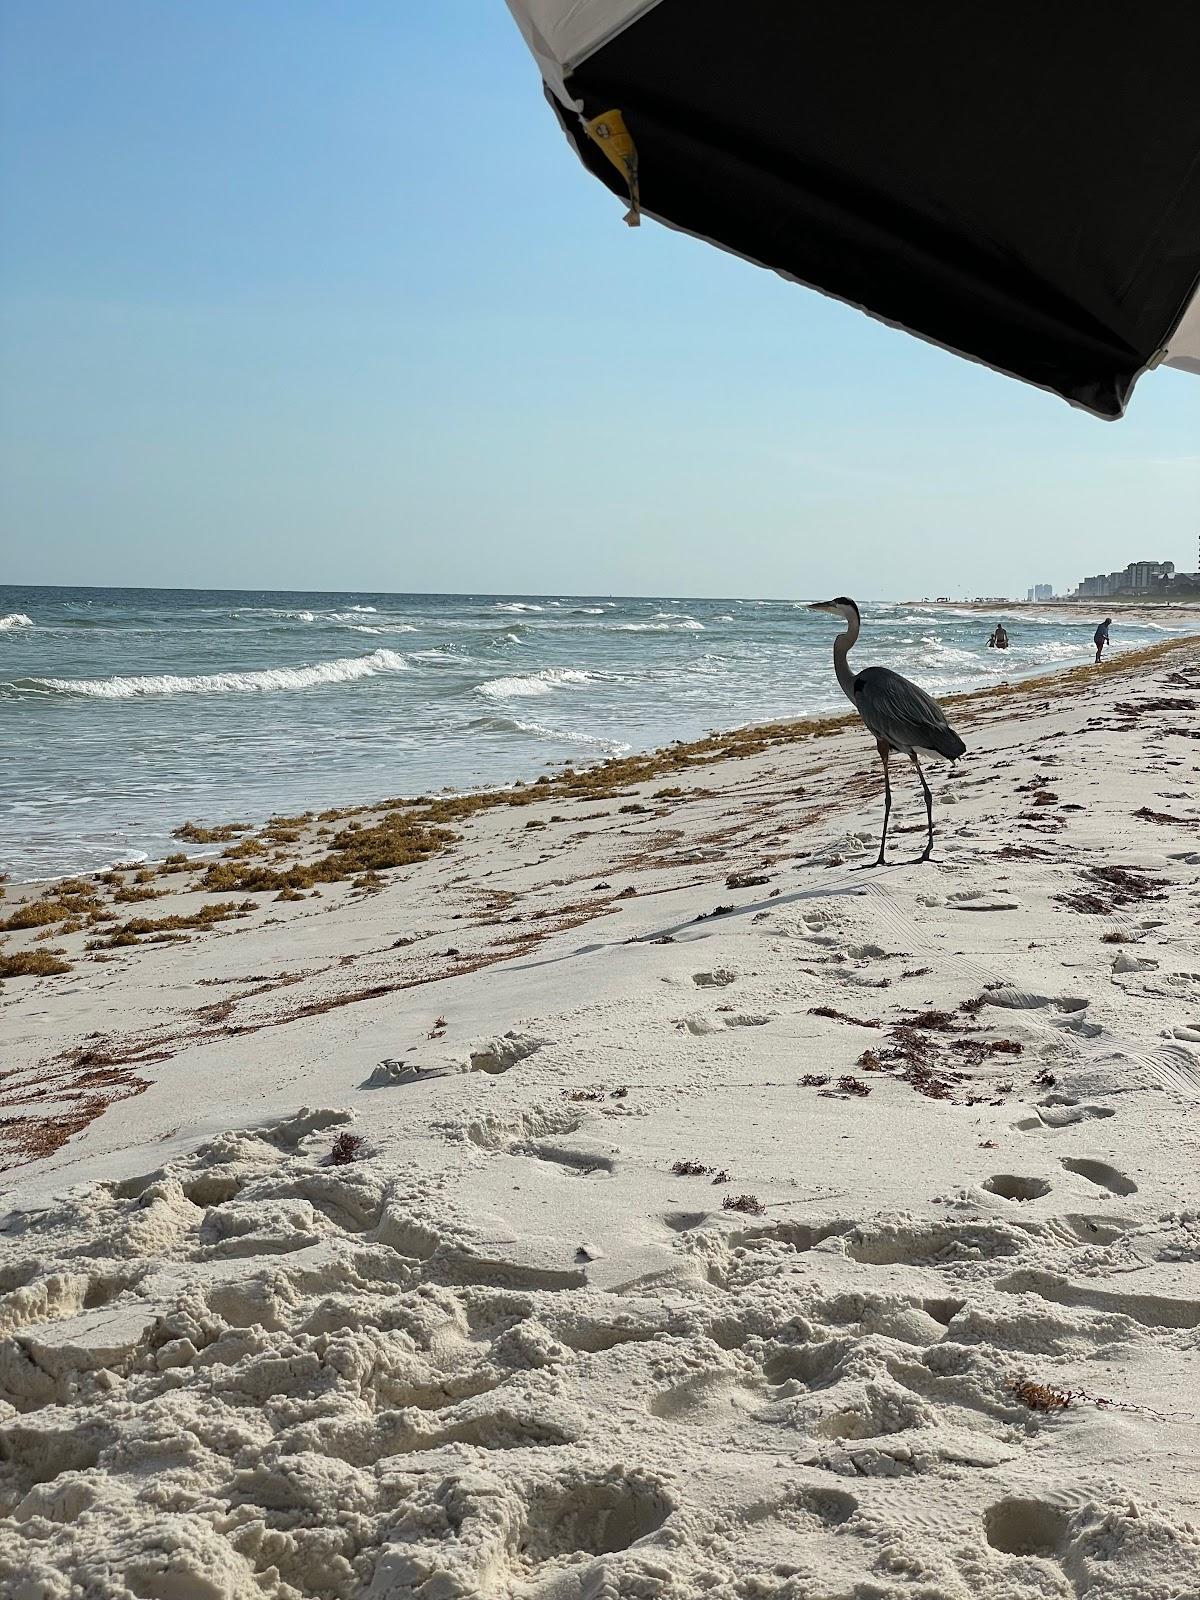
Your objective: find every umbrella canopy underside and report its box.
[509,0,1200,417]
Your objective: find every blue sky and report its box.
[2,2,1197,598]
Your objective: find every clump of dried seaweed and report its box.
[835,1075,871,1097]
[1006,1374,1192,1424]
[1054,864,1169,915]
[1007,1376,1072,1413]
[672,1159,730,1183]
[848,1005,1023,1102]
[808,1006,881,1029]
[329,1131,365,1165]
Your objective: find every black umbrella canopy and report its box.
[507,0,1200,419]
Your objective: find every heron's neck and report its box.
[833,614,858,703]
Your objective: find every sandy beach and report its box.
[3,636,1200,1599]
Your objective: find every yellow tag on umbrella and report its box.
[583,109,641,227]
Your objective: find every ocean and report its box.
[1,586,1177,881]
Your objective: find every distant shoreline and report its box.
[6,589,1195,881]
[917,598,1200,623]
[7,632,1198,895]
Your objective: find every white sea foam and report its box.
[615,619,705,632]
[510,717,629,752]
[33,648,412,700]
[326,609,405,625]
[477,667,598,700]
[494,602,545,613]
[0,613,34,630]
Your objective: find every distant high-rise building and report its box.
[1074,559,1175,598]
[1125,560,1174,592]
[1077,574,1111,597]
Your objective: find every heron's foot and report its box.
[857,855,887,870]
[918,849,935,864]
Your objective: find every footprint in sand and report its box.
[759,1337,855,1390]
[1015,1098,1116,1130]
[998,1269,1200,1329]
[514,1138,616,1178]
[1060,1213,1130,1245]
[662,1210,710,1233]
[648,1365,762,1422]
[515,1469,674,1567]
[844,1218,1022,1267]
[735,1485,858,1531]
[983,1497,1070,1559]
[730,1218,851,1254]
[982,988,1088,1013]
[946,893,1022,911]
[982,1174,1051,1202]
[1060,1156,1137,1196]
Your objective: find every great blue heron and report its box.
[809,597,966,865]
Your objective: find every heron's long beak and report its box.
[808,600,837,614]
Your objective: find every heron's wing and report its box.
[854,666,963,757]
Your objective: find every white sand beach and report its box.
[3,638,1200,1599]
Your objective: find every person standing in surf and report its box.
[1094,617,1112,663]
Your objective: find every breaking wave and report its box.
[472,711,628,752]
[29,648,412,700]
[508,717,629,751]
[476,667,600,700]
[614,619,705,632]
[0,613,34,630]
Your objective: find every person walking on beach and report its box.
[1094,616,1112,664]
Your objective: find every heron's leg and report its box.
[910,752,934,862]
[875,740,892,866]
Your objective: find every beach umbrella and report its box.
[506,1,1200,419]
